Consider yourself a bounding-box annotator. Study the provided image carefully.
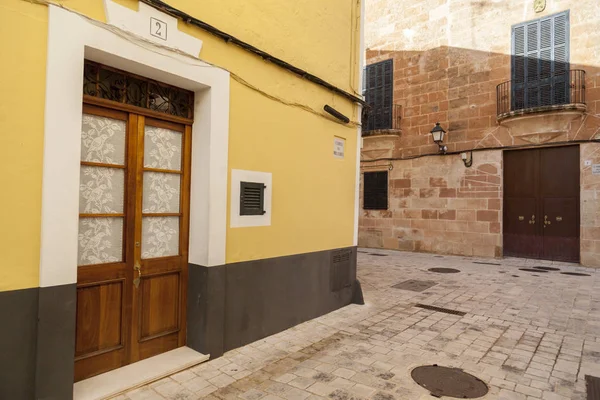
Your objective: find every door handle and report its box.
[519,216,524,221]
[133,262,142,288]
[556,216,562,222]
[528,215,535,224]
[544,215,551,227]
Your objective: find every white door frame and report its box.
[40,5,229,288]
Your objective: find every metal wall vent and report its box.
[330,249,352,292]
[240,181,266,215]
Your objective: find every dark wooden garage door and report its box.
[503,146,580,262]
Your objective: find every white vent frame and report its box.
[230,169,272,228]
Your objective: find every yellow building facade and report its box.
[0,0,364,397]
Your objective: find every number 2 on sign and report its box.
[150,17,167,40]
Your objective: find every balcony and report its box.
[362,104,402,136]
[496,69,586,120]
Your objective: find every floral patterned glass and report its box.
[78,218,124,265]
[141,217,179,259]
[78,113,126,266]
[143,126,182,170]
[81,114,126,165]
[79,166,125,214]
[142,172,181,213]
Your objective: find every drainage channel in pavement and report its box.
[414,304,466,316]
[428,267,460,274]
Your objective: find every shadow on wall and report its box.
[362,45,600,160]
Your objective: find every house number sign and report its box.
[150,17,167,40]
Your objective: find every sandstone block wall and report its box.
[359,151,502,258]
[360,0,600,266]
[581,143,600,266]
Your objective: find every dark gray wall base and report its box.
[0,284,77,400]
[187,246,359,357]
[352,279,365,305]
[187,262,226,359]
[35,284,77,400]
[0,287,38,400]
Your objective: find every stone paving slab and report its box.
[119,250,600,400]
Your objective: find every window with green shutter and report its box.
[512,11,570,110]
[363,171,388,210]
[363,59,393,131]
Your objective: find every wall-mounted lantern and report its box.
[461,151,473,168]
[430,122,447,153]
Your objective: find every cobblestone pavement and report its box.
[119,250,600,400]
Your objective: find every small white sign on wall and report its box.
[150,17,167,41]
[104,0,203,56]
[334,137,345,159]
[592,164,600,175]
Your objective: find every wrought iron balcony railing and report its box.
[362,104,402,135]
[496,70,586,117]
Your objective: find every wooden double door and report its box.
[503,146,580,262]
[75,103,191,381]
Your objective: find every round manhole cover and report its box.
[561,272,591,276]
[411,365,488,398]
[534,266,560,271]
[519,268,548,273]
[429,268,460,274]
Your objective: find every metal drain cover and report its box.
[534,266,561,271]
[429,267,460,274]
[561,272,591,276]
[392,279,437,292]
[411,365,488,398]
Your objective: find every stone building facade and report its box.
[359,0,600,266]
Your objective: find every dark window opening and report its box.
[512,11,570,110]
[363,171,388,210]
[240,182,266,215]
[363,59,394,131]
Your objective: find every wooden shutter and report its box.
[512,11,569,110]
[553,12,570,104]
[363,171,388,210]
[364,59,393,131]
[240,182,266,215]
[539,18,553,106]
[512,25,526,110]
[526,21,540,108]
